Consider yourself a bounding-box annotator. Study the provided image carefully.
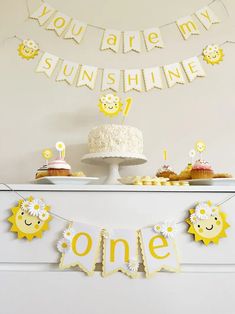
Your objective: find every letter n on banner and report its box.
[176,16,200,40]
[59,222,102,275]
[164,63,185,88]
[102,229,139,278]
[36,52,59,78]
[77,65,98,89]
[30,2,56,26]
[139,228,180,278]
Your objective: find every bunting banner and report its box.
[4,186,233,279]
[28,0,226,53]
[19,39,227,92]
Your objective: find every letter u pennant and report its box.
[139,227,180,278]
[58,222,102,275]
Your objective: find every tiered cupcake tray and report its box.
[81,152,147,184]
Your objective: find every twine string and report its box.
[25,0,225,32]
[1,182,235,226]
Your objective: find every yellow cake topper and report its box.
[195,141,206,153]
[202,44,224,65]
[42,149,53,160]
[98,94,123,118]
[186,201,229,245]
[8,196,52,241]
[18,39,39,60]
[56,141,66,159]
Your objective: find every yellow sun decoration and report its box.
[98,98,123,118]
[186,203,230,246]
[8,197,51,241]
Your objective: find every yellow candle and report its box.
[163,149,167,161]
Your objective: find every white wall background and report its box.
[0,0,235,183]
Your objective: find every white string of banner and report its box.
[2,34,235,72]
[26,0,227,32]
[2,182,235,226]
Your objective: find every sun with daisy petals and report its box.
[202,44,224,65]
[98,94,123,118]
[8,196,51,241]
[186,201,230,246]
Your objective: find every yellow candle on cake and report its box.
[123,97,133,117]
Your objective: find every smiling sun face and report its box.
[202,45,224,65]
[18,39,39,60]
[8,198,51,241]
[186,206,230,246]
[98,94,123,118]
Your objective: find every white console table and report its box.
[1,184,235,314]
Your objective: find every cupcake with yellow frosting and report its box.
[178,163,193,180]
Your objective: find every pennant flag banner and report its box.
[28,42,225,92]
[6,193,232,279]
[29,1,223,53]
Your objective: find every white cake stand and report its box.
[81,152,147,184]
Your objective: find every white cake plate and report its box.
[81,152,147,185]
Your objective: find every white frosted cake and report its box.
[88,124,144,155]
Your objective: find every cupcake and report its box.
[35,164,48,179]
[156,165,177,180]
[48,159,71,176]
[178,163,193,180]
[191,160,214,179]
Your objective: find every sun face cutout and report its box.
[8,197,51,241]
[202,44,224,65]
[18,39,39,60]
[186,202,230,245]
[98,94,123,118]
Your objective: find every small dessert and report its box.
[178,163,193,180]
[35,164,48,179]
[213,173,232,179]
[191,160,214,179]
[156,165,177,180]
[141,176,153,185]
[72,171,86,177]
[48,159,71,176]
[48,142,71,176]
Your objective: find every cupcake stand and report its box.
[81,152,147,184]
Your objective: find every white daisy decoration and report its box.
[63,228,75,240]
[153,224,162,233]
[102,229,110,239]
[39,210,50,221]
[127,259,139,272]
[190,213,198,224]
[57,238,71,253]
[195,202,212,220]
[28,199,45,217]
[161,222,177,239]
[21,200,30,211]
